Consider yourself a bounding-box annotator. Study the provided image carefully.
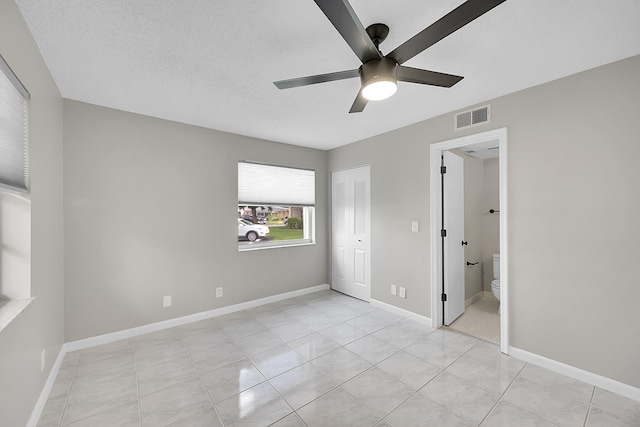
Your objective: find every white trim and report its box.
[238,240,315,252]
[26,346,66,427]
[0,297,35,333]
[429,128,509,353]
[509,346,640,403]
[370,298,432,327]
[498,132,509,354]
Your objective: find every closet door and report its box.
[332,166,370,301]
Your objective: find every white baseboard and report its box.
[509,346,640,402]
[26,346,66,427]
[65,284,330,352]
[28,283,329,425]
[465,291,485,308]
[370,298,432,327]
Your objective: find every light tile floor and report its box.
[37,290,640,426]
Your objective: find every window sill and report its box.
[0,296,35,333]
[238,240,315,252]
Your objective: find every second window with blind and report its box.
[238,161,315,250]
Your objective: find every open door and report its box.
[442,151,465,325]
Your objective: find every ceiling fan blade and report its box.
[314,0,381,63]
[349,91,367,113]
[397,66,463,88]
[274,69,360,89]
[388,0,507,64]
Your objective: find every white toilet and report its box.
[491,253,501,312]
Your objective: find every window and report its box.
[0,54,30,193]
[238,161,315,250]
[0,55,32,332]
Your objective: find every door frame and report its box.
[429,128,509,353]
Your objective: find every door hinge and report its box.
[440,166,447,174]
[441,229,447,237]
[441,293,447,302]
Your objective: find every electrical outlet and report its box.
[391,284,397,295]
[163,295,172,308]
[411,221,419,232]
[399,287,406,299]
[216,287,223,298]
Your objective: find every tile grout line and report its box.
[55,352,81,427]
[263,310,317,423]
[583,386,597,427]
[264,316,400,425]
[475,357,528,426]
[131,339,143,427]
[183,327,229,427]
[334,376,389,424]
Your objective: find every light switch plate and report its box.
[391,284,397,295]
[411,221,419,232]
[163,295,172,308]
[399,287,406,298]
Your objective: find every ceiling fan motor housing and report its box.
[360,57,398,100]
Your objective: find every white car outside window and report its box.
[238,218,269,242]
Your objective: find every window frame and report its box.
[237,161,316,251]
[0,55,32,332]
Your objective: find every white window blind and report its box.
[0,55,29,192]
[238,161,315,206]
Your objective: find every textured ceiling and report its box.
[15,0,640,150]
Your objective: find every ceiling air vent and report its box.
[455,105,490,131]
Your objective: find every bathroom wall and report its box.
[457,151,500,298]
[482,157,500,292]
[459,151,484,301]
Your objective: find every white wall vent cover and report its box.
[455,105,490,131]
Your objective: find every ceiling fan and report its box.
[274,0,507,113]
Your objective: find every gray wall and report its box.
[328,54,640,388]
[63,101,329,341]
[0,0,65,425]
[328,134,432,317]
[482,158,500,292]
[459,151,484,299]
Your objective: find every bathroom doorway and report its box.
[429,128,509,353]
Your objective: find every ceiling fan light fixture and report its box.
[360,57,398,101]
[362,80,397,101]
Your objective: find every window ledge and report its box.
[238,240,315,252]
[0,296,35,333]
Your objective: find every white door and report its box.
[332,166,371,301]
[443,151,465,325]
